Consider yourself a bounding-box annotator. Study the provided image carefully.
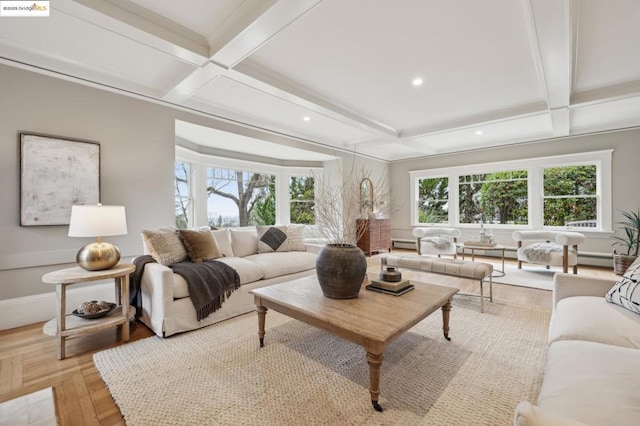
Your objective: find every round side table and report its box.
[42,263,135,360]
[457,244,506,277]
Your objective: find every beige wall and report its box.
[0,64,386,302]
[389,130,640,258]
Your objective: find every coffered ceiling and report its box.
[1,0,639,161]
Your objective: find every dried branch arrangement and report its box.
[313,164,393,245]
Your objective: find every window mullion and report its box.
[450,172,459,226]
[529,166,542,229]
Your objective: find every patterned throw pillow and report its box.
[177,229,222,263]
[141,228,188,266]
[287,224,306,251]
[606,259,640,315]
[257,226,289,253]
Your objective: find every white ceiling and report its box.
[1,0,639,162]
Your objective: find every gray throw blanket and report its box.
[423,237,453,250]
[170,260,241,321]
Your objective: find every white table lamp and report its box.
[68,204,128,271]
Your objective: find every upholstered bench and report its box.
[381,254,493,312]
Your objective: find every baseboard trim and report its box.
[0,282,117,330]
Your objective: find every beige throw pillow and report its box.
[229,229,259,257]
[141,228,188,266]
[178,229,222,263]
[287,224,306,251]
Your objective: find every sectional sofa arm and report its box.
[513,401,588,426]
[139,262,176,336]
[552,273,617,309]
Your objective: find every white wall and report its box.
[389,131,640,262]
[0,64,387,328]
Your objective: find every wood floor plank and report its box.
[0,251,617,424]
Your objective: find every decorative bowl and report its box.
[72,302,117,319]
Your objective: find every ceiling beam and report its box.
[550,107,570,136]
[209,0,324,69]
[571,81,640,107]
[525,0,572,136]
[161,62,226,103]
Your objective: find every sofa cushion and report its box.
[215,257,265,285]
[177,228,222,262]
[230,229,258,257]
[286,225,306,251]
[211,229,233,258]
[257,226,289,253]
[172,257,265,298]
[537,340,640,426]
[549,296,640,349]
[606,260,640,315]
[141,228,188,266]
[243,252,316,279]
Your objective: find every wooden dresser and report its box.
[357,219,391,256]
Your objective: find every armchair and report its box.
[512,231,586,274]
[412,227,461,258]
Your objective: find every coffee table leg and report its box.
[366,352,384,412]
[442,300,452,341]
[257,305,267,347]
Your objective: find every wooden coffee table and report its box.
[250,275,459,411]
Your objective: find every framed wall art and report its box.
[20,133,100,226]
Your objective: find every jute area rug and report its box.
[94,298,550,426]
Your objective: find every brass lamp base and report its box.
[76,242,121,271]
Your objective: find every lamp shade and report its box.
[68,204,127,237]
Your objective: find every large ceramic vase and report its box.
[316,243,367,299]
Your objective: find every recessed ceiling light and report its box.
[412,77,423,87]
[303,116,310,122]
[475,130,483,135]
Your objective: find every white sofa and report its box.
[138,227,322,337]
[514,273,640,425]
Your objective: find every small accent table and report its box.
[42,263,135,360]
[458,244,506,277]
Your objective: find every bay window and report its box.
[174,161,191,229]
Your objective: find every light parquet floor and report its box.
[0,250,618,425]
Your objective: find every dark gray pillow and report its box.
[257,226,289,253]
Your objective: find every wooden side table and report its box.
[42,263,136,360]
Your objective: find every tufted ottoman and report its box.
[381,254,493,312]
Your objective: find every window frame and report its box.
[409,150,613,232]
[174,160,192,229]
[289,175,316,225]
[176,146,321,228]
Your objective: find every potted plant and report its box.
[611,209,640,275]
